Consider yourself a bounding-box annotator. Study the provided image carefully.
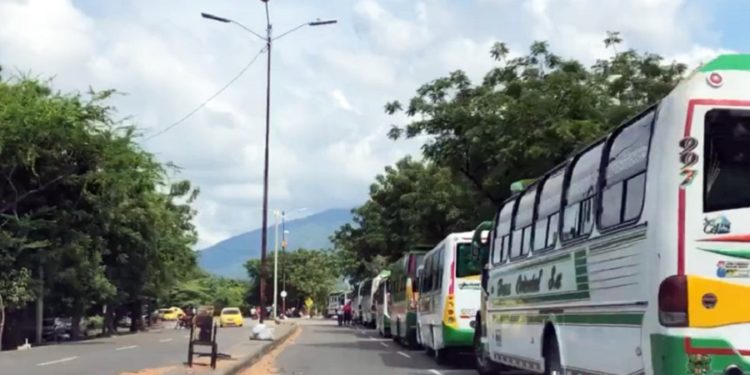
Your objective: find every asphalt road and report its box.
[0,319,255,375]
[275,320,480,375]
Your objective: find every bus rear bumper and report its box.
[651,334,750,374]
[442,324,474,348]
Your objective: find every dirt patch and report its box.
[237,327,302,375]
[119,366,176,375]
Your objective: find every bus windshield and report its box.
[456,242,482,277]
[704,109,750,212]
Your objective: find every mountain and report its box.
[198,208,353,279]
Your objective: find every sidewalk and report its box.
[161,321,297,375]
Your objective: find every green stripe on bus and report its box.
[699,54,750,72]
[650,334,750,374]
[516,253,571,271]
[492,290,590,305]
[492,312,643,326]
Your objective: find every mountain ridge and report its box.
[198,208,353,279]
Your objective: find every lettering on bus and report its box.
[516,270,543,294]
[496,279,512,296]
[679,136,699,188]
[547,265,563,290]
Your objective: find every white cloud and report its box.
[0,0,737,249]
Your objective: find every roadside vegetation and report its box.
[333,33,689,281]
[0,73,199,349]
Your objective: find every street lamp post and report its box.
[201,3,336,325]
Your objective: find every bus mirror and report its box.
[481,268,489,293]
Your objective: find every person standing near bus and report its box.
[343,301,353,326]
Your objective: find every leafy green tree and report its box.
[332,157,479,281]
[245,248,341,310]
[335,33,688,281]
[385,33,686,206]
[0,75,199,345]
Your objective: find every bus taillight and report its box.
[658,275,689,327]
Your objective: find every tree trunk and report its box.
[129,300,142,332]
[105,306,116,335]
[71,309,82,340]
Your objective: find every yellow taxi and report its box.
[159,307,186,321]
[219,307,244,327]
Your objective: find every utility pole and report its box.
[258,0,272,325]
[281,210,286,315]
[272,210,279,320]
[200,2,336,325]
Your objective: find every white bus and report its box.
[375,270,391,337]
[363,272,389,328]
[418,231,484,363]
[359,279,373,326]
[476,54,750,375]
[352,281,364,324]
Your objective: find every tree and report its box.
[385,33,686,207]
[0,75,199,346]
[332,157,480,281]
[245,248,341,310]
[333,33,688,283]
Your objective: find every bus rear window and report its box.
[704,109,750,212]
[456,242,482,277]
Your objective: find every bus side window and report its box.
[434,247,443,290]
[422,255,432,293]
[495,198,515,262]
[562,142,604,241]
[535,167,565,251]
[600,110,654,228]
[513,186,537,258]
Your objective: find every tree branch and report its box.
[0,174,69,215]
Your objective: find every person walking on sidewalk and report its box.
[343,301,353,327]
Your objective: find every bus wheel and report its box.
[474,317,502,375]
[543,335,563,375]
[432,328,448,365]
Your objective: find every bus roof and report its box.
[699,54,750,72]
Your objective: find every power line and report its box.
[143,46,267,141]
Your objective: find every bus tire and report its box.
[393,320,401,344]
[432,327,448,365]
[474,314,502,375]
[543,329,563,375]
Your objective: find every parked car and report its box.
[42,317,90,342]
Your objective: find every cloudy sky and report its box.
[0,0,745,248]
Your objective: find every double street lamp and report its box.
[201,1,336,324]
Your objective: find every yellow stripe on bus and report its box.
[688,275,750,328]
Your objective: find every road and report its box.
[0,319,255,375]
[272,320,509,375]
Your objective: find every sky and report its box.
[0,0,745,248]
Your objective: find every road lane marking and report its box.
[115,345,138,351]
[36,356,78,366]
[380,342,388,348]
[429,370,443,375]
[397,351,411,358]
[159,338,173,343]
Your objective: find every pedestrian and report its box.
[343,301,352,327]
[250,306,257,320]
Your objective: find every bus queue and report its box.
[334,54,750,375]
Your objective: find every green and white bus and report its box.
[374,270,391,337]
[359,278,374,327]
[389,249,428,347]
[418,231,485,363]
[477,54,750,375]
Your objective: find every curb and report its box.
[223,323,300,375]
